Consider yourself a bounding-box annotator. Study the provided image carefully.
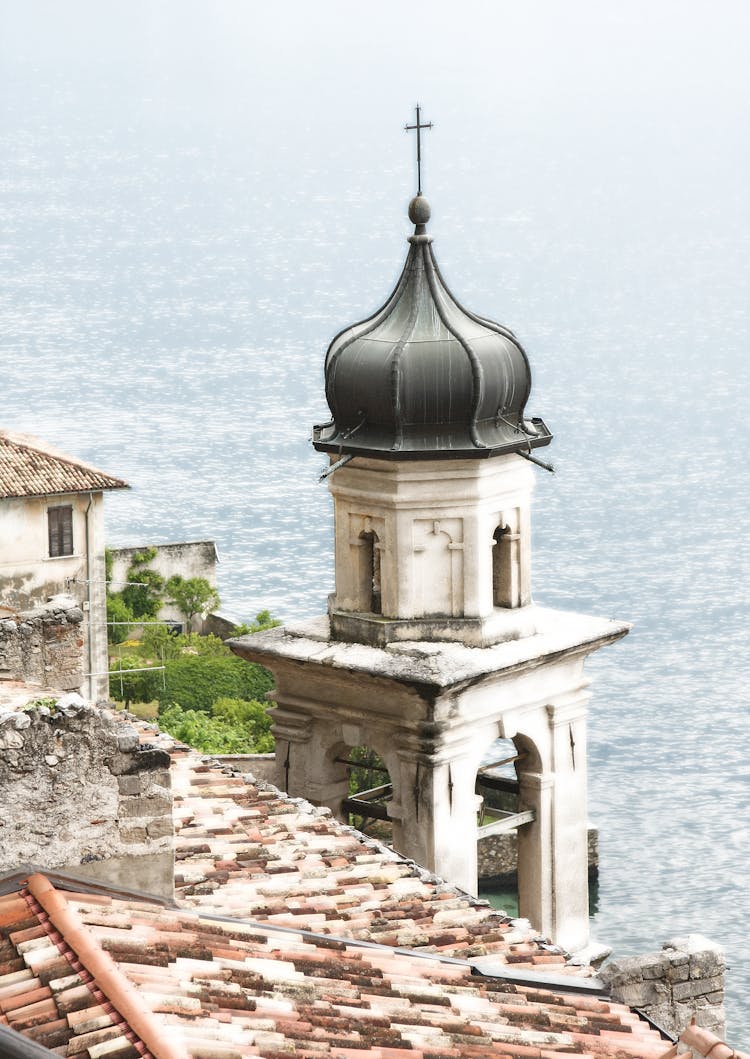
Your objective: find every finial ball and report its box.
[408,194,431,226]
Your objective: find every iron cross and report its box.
[404,104,433,196]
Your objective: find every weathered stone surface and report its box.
[115,727,140,753]
[601,935,726,1038]
[146,817,174,839]
[231,608,630,693]
[0,701,174,898]
[117,775,141,796]
[672,975,724,1002]
[121,826,148,844]
[0,597,84,692]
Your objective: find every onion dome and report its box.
[313,194,551,461]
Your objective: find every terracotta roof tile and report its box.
[678,1020,750,1059]
[0,430,127,499]
[0,887,150,1057]
[3,715,740,1059]
[165,751,583,980]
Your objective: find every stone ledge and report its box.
[230,607,630,692]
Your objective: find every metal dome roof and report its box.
[313,195,552,462]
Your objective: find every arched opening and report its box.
[474,735,529,916]
[492,522,518,608]
[359,531,382,614]
[339,744,393,843]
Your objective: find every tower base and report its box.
[229,608,629,953]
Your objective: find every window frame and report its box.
[47,504,74,558]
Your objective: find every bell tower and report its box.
[231,110,628,954]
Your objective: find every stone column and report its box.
[515,694,591,953]
[516,769,555,937]
[547,697,591,952]
[269,704,315,798]
[389,742,480,896]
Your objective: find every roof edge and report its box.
[24,873,189,1059]
[0,429,129,495]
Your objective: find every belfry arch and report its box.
[492,508,530,611]
[358,530,382,614]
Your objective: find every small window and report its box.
[359,530,382,614]
[48,505,74,557]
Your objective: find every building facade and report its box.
[0,430,127,701]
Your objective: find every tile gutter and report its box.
[24,873,189,1059]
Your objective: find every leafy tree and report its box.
[106,593,135,644]
[166,575,220,627]
[109,655,160,708]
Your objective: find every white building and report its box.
[232,189,629,954]
[0,430,127,701]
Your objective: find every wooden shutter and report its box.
[48,506,74,557]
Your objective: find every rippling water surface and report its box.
[1,1,748,1040]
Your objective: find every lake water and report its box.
[1,2,748,1040]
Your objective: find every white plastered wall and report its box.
[328,454,535,622]
[0,491,108,701]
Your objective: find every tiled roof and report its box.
[0,882,146,1057]
[1,872,675,1059]
[0,719,743,1059]
[0,431,127,500]
[677,1020,750,1059]
[170,751,570,967]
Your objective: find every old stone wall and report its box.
[601,934,725,1038]
[0,698,174,897]
[0,596,84,692]
[478,825,598,881]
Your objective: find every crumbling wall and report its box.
[601,934,725,1038]
[0,597,84,692]
[0,698,174,898]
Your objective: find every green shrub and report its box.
[121,547,164,620]
[158,700,274,754]
[141,622,181,661]
[158,653,273,713]
[180,633,228,656]
[212,696,274,751]
[233,610,282,636]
